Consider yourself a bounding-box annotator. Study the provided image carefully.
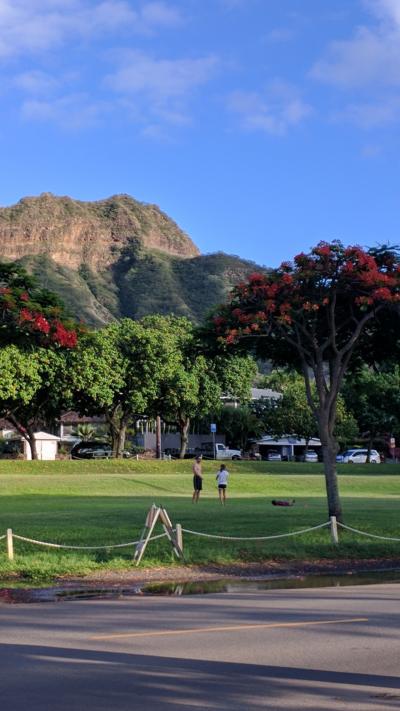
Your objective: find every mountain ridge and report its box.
[0,193,266,325]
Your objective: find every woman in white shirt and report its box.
[216,464,229,505]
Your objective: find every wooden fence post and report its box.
[176,524,183,554]
[7,528,14,561]
[330,516,339,544]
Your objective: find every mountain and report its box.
[0,193,265,325]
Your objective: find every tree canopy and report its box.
[211,241,400,518]
[342,365,400,452]
[0,262,78,349]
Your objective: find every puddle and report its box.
[1,568,400,603]
[142,569,400,596]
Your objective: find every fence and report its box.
[2,514,400,565]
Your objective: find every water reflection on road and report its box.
[1,568,400,603]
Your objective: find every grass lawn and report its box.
[0,459,399,581]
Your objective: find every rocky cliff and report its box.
[0,193,199,270]
[0,193,264,326]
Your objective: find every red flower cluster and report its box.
[215,241,400,345]
[19,308,34,322]
[51,320,78,348]
[17,307,77,347]
[33,314,50,334]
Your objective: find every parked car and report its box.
[336,449,381,464]
[302,450,319,463]
[71,441,112,459]
[266,450,282,462]
[71,441,134,459]
[195,442,242,460]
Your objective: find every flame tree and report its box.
[0,263,79,458]
[212,242,400,520]
[0,262,78,348]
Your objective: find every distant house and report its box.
[0,418,15,439]
[254,435,322,461]
[58,411,106,444]
[221,387,281,408]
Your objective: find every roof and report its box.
[32,431,60,441]
[59,411,105,424]
[221,387,281,403]
[250,388,281,401]
[255,435,322,447]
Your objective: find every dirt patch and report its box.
[54,557,400,589]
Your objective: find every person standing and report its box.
[216,463,229,505]
[192,456,203,503]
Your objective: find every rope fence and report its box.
[181,521,330,541]
[11,531,167,551]
[337,522,400,542]
[2,515,400,563]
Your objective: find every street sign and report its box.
[210,423,217,433]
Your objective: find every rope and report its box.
[181,521,330,541]
[11,532,167,550]
[0,534,6,541]
[337,522,400,542]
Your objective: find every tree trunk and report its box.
[26,429,38,460]
[6,415,38,460]
[318,418,342,521]
[302,359,343,522]
[107,410,127,459]
[179,417,190,459]
[114,423,127,459]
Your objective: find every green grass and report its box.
[0,459,399,581]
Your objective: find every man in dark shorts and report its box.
[192,456,203,503]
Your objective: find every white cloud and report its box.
[21,93,110,129]
[140,1,183,29]
[228,81,312,136]
[0,1,183,58]
[13,70,59,94]
[106,50,217,99]
[365,0,400,27]
[361,143,383,157]
[105,50,218,128]
[311,0,400,87]
[334,98,400,128]
[265,27,294,44]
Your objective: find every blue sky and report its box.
[1,0,400,267]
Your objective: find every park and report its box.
[1,458,400,710]
[1,458,400,581]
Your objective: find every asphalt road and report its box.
[1,582,400,710]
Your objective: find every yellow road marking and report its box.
[91,617,368,641]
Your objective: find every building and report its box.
[254,435,322,461]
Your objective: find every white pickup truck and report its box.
[198,442,242,460]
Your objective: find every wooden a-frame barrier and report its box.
[134,504,184,566]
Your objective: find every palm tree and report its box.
[72,423,96,441]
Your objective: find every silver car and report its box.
[303,450,319,462]
[337,449,381,464]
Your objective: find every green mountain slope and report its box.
[0,193,266,325]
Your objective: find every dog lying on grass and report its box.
[271,499,296,507]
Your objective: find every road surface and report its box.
[1,581,399,709]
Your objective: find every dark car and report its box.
[71,441,113,459]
